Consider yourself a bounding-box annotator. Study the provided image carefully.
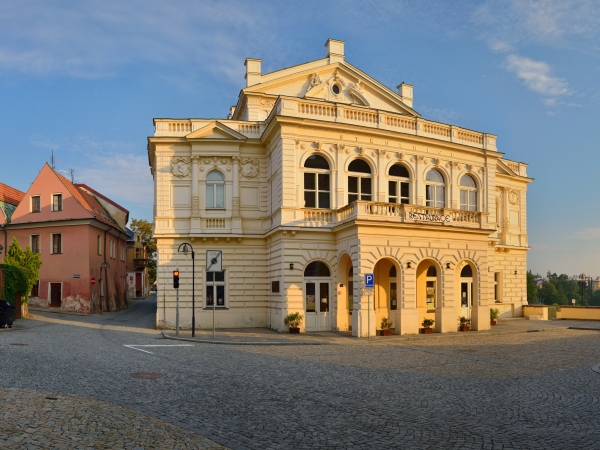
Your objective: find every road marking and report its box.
[124,344,194,354]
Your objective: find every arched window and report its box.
[206,171,225,209]
[425,169,445,208]
[426,264,437,309]
[348,159,372,204]
[460,264,473,277]
[459,174,477,212]
[388,164,410,204]
[390,265,398,310]
[303,155,330,209]
[304,261,331,277]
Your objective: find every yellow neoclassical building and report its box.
[148,39,531,336]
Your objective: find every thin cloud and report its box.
[504,54,569,101]
[569,228,600,240]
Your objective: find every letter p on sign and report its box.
[365,274,374,288]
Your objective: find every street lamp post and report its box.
[579,273,586,307]
[178,243,195,337]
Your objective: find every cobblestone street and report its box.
[2,296,600,449]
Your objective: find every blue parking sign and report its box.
[365,273,374,288]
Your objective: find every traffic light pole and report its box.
[176,287,179,336]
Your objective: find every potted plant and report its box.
[458,316,471,332]
[284,312,303,333]
[421,318,434,334]
[490,308,499,325]
[379,317,393,336]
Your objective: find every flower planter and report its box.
[377,329,393,336]
[420,327,433,334]
[289,327,300,334]
[490,320,497,326]
[459,325,471,332]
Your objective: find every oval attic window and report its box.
[332,84,340,95]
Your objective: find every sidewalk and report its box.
[162,317,591,346]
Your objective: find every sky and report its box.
[1,0,599,276]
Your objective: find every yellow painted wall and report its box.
[556,306,600,320]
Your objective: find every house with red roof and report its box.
[4,164,129,313]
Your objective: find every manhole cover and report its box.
[458,349,477,353]
[10,343,28,346]
[131,372,162,379]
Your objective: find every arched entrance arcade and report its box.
[336,253,353,332]
[303,260,332,332]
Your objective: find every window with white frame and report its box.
[206,171,225,209]
[31,235,40,254]
[303,155,330,209]
[425,169,445,208]
[51,233,62,254]
[459,174,478,211]
[388,163,410,204]
[426,265,437,309]
[52,194,63,211]
[347,159,372,204]
[206,271,226,307]
[31,196,41,213]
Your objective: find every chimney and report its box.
[397,82,414,108]
[325,38,345,64]
[228,106,236,120]
[245,58,262,87]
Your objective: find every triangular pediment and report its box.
[496,160,517,177]
[186,121,246,140]
[242,61,419,117]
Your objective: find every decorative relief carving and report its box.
[353,80,364,94]
[239,159,259,178]
[337,143,345,152]
[300,143,306,150]
[433,158,440,166]
[170,157,191,178]
[508,189,519,205]
[313,142,322,151]
[308,73,322,90]
[259,99,275,106]
[396,152,404,160]
[232,197,240,216]
[465,164,472,171]
[191,196,199,214]
[416,155,426,163]
[357,147,365,155]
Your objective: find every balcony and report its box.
[284,201,488,230]
[133,258,148,269]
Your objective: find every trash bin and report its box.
[0,301,15,328]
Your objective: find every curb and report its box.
[161,331,326,346]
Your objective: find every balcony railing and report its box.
[285,201,485,230]
[133,258,148,269]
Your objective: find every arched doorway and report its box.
[304,261,332,332]
[336,253,353,332]
[416,259,440,331]
[373,258,400,332]
[459,264,474,320]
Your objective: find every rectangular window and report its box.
[389,181,409,204]
[30,280,39,297]
[51,234,62,254]
[271,281,280,293]
[426,280,436,308]
[390,282,397,310]
[348,176,358,203]
[31,196,41,213]
[97,236,102,255]
[52,194,62,211]
[31,235,40,254]
[306,282,316,313]
[494,272,500,302]
[360,177,372,200]
[206,271,226,307]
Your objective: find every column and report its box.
[190,156,201,233]
[232,156,242,233]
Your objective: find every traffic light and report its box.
[173,270,179,289]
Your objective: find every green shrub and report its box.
[0,264,28,304]
[422,318,434,328]
[380,317,393,330]
[284,312,303,328]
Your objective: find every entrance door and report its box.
[50,283,61,307]
[460,280,473,319]
[135,273,142,297]
[347,267,354,332]
[305,281,331,331]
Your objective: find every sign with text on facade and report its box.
[365,274,374,288]
[206,250,223,272]
[407,211,452,223]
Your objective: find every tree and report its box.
[3,237,42,301]
[129,218,156,285]
[527,270,539,303]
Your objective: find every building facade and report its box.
[148,39,531,336]
[5,164,129,313]
[126,228,150,299]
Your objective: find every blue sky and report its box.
[1,0,599,276]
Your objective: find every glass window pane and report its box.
[304,173,315,190]
[318,173,329,191]
[426,170,444,183]
[460,174,476,188]
[318,192,330,209]
[207,286,214,306]
[215,271,225,282]
[304,155,329,169]
[390,282,397,310]
[304,191,316,208]
[389,181,397,197]
[389,164,409,178]
[400,182,409,199]
[436,187,445,207]
[460,190,467,209]
[426,185,432,202]
[348,280,354,311]
[206,272,213,282]
[469,191,477,211]
[216,185,224,208]
[319,283,329,313]
[426,281,436,308]
[348,194,358,204]
[361,177,371,195]
[206,185,214,208]
[348,176,358,193]
[216,286,225,306]
[306,283,316,312]
[348,159,371,174]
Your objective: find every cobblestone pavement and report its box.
[2,296,600,449]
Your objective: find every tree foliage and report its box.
[3,237,41,302]
[537,272,582,306]
[129,218,156,285]
[527,271,539,303]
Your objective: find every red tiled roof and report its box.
[54,171,124,232]
[74,183,129,215]
[0,182,25,206]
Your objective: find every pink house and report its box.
[4,164,129,313]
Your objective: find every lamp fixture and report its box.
[514,270,517,275]
[289,263,294,270]
[406,262,411,269]
[446,263,451,269]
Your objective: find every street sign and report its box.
[365,273,374,288]
[90,277,97,286]
[206,250,223,272]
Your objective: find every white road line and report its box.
[123,344,194,354]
